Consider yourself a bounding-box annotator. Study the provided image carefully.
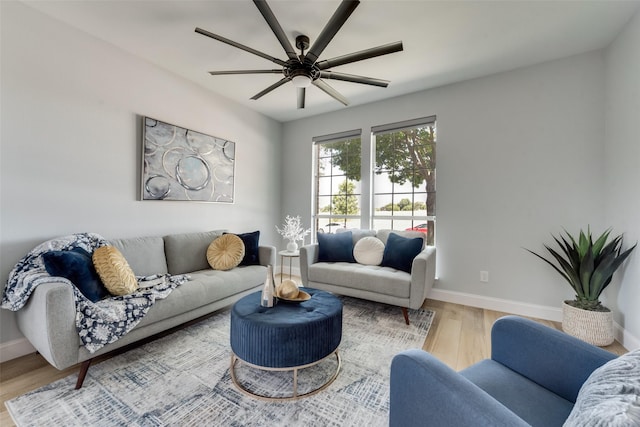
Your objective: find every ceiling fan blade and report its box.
[195,27,287,67]
[316,41,403,70]
[313,79,349,106]
[319,71,389,87]
[297,87,306,109]
[209,69,283,76]
[305,0,360,64]
[253,0,298,61]
[250,77,290,100]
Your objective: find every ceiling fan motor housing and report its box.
[284,57,320,83]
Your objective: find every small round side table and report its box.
[278,249,299,283]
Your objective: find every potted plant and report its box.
[526,227,636,346]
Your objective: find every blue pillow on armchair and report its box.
[42,247,111,302]
[317,231,355,263]
[381,233,423,273]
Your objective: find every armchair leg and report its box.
[401,307,410,325]
[75,359,92,389]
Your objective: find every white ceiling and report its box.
[23,0,640,123]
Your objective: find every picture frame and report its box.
[141,117,235,203]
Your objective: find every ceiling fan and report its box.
[195,0,403,109]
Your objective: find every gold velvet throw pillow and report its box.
[92,246,138,296]
[207,234,245,271]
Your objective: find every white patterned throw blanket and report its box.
[1,232,189,353]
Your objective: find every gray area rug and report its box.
[6,296,434,427]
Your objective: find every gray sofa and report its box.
[14,230,275,388]
[300,229,436,324]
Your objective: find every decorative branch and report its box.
[276,215,311,242]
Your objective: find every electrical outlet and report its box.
[480,271,489,282]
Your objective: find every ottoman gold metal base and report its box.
[230,350,341,401]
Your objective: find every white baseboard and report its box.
[427,287,639,350]
[0,337,35,363]
[427,287,563,321]
[616,324,640,351]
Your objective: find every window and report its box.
[372,117,436,245]
[312,117,436,245]
[313,130,362,234]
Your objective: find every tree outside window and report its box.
[373,124,436,245]
[313,118,436,244]
[314,136,362,233]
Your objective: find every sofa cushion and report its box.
[207,234,245,271]
[564,349,640,427]
[336,228,377,244]
[42,247,110,302]
[461,359,575,426]
[381,233,423,273]
[308,262,411,298]
[317,231,355,263]
[136,265,267,327]
[164,230,226,275]
[92,246,138,296]
[377,229,426,246]
[353,236,385,265]
[226,230,260,266]
[110,236,168,276]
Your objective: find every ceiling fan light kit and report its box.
[291,75,312,89]
[195,0,403,109]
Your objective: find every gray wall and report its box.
[282,13,640,347]
[603,11,640,344]
[1,2,282,347]
[282,52,612,320]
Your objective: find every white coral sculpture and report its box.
[275,215,311,243]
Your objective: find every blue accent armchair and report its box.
[390,315,618,426]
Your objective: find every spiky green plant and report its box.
[527,228,636,311]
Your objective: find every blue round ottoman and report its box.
[230,287,342,400]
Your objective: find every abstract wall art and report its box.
[141,117,235,202]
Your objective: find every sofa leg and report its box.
[401,307,410,325]
[75,359,92,389]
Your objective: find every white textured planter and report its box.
[562,301,614,346]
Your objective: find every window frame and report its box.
[371,116,436,245]
[310,116,436,246]
[312,129,363,236]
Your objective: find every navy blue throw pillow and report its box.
[381,233,423,273]
[317,231,355,263]
[42,247,110,302]
[227,231,260,266]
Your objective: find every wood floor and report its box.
[0,298,628,426]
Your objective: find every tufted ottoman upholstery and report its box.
[230,288,343,400]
